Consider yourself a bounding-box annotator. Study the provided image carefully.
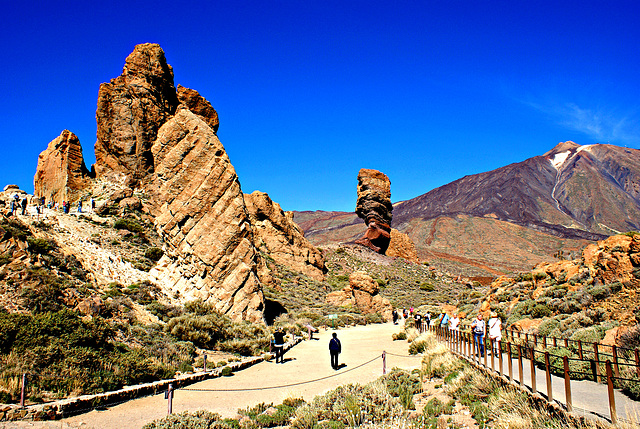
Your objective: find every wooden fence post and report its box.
[167,383,174,415]
[483,335,488,367]
[530,348,537,394]
[635,348,640,378]
[578,340,583,360]
[612,346,620,380]
[553,336,557,348]
[545,352,553,403]
[564,338,569,349]
[606,361,618,425]
[563,356,572,412]
[517,344,524,386]
[203,354,207,372]
[383,351,387,375]
[508,342,513,382]
[20,374,26,408]
[543,335,547,349]
[498,340,503,376]
[594,342,601,383]
[491,339,495,371]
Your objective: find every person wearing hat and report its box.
[488,311,502,356]
[273,327,286,363]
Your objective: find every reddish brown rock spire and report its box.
[177,84,219,133]
[354,169,393,254]
[94,43,179,180]
[34,130,92,204]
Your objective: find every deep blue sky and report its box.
[2,1,639,211]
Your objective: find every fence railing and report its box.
[428,325,640,425]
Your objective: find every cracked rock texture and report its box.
[355,169,393,254]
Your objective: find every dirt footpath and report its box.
[2,322,420,429]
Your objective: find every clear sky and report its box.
[1,1,639,212]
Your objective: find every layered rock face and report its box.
[244,191,325,281]
[147,107,264,322]
[386,228,418,261]
[355,169,393,254]
[325,271,392,320]
[94,43,179,180]
[34,130,92,204]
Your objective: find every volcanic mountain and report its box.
[295,142,640,277]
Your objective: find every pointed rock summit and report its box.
[355,169,393,254]
[94,43,179,181]
[33,130,92,205]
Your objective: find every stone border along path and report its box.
[1,322,421,429]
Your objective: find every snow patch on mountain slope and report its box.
[550,151,571,170]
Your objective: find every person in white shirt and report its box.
[488,312,502,355]
[449,313,460,331]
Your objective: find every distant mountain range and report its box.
[294,142,640,277]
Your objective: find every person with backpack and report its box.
[272,327,286,364]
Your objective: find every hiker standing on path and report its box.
[329,332,341,370]
[488,312,502,355]
[273,328,286,364]
[471,313,486,358]
[20,196,27,215]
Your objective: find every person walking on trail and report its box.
[392,309,398,325]
[449,313,460,331]
[440,312,450,328]
[78,200,82,213]
[414,312,422,332]
[488,312,502,356]
[329,332,341,370]
[20,197,27,215]
[471,313,486,358]
[273,327,286,364]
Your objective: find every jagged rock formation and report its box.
[30,43,330,323]
[176,84,219,133]
[33,130,92,205]
[325,271,393,320]
[146,107,264,322]
[94,43,179,180]
[244,191,326,281]
[354,169,393,254]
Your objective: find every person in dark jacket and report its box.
[273,328,286,363]
[329,332,341,369]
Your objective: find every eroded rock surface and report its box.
[245,191,325,281]
[33,130,92,205]
[94,43,179,180]
[386,228,418,261]
[355,169,393,254]
[325,271,392,320]
[177,84,219,133]
[147,107,264,323]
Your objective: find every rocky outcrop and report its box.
[244,191,326,281]
[94,43,179,180]
[355,169,393,254]
[33,130,92,205]
[325,271,392,320]
[386,228,418,261]
[146,107,264,323]
[177,84,219,133]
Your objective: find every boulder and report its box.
[94,43,179,180]
[244,191,326,281]
[354,169,393,254]
[33,130,92,205]
[146,107,264,323]
[325,271,392,320]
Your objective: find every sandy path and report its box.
[2,322,419,429]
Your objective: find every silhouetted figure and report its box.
[329,332,341,370]
[273,328,285,363]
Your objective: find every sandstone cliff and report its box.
[355,169,393,254]
[33,130,92,205]
[146,106,264,322]
[325,271,392,320]
[94,43,179,180]
[244,191,325,281]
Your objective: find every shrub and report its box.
[142,410,236,429]
[113,218,143,234]
[221,367,233,377]
[531,303,552,318]
[27,237,55,255]
[145,247,164,261]
[392,332,407,341]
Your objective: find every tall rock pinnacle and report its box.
[94,43,179,181]
[33,130,92,204]
[354,169,393,254]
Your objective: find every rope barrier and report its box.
[384,351,424,358]
[180,354,382,392]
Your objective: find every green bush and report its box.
[142,410,237,429]
[27,237,55,255]
[531,304,552,318]
[145,247,164,261]
[221,367,233,377]
[113,218,143,234]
